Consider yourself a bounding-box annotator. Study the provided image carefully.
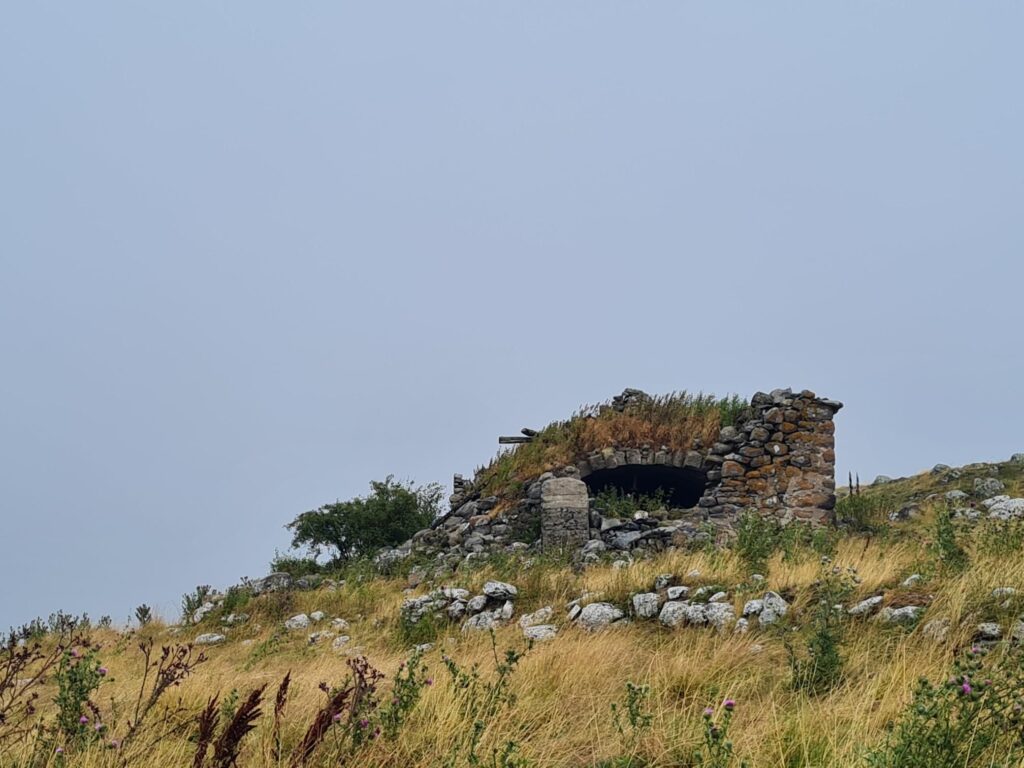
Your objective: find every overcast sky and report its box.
[2,4,1021,629]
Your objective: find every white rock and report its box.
[462,612,496,632]
[900,574,923,588]
[709,591,728,603]
[496,600,515,621]
[631,593,661,619]
[658,601,690,628]
[742,599,764,617]
[332,635,351,650]
[704,602,736,631]
[759,592,789,626]
[413,643,433,653]
[441,588,471,601]
[1010,620,1024,643]
[446,601,467,620]
[577,602,625,631]
[667,586,689,601]
[848,596,884,616]
[285,614,311,630]
[483,581,518,600]
[519,607,553,628]
[308,630,334,644]
[686,569,701,579]
[310,611,326,622]
[523,624,558,641]
[734,618,749,634]
[975,622,1002,640]
[992,587,1017,599]
[877,606,923,625]
[331,618,350,631]
[194,633,225,645]
[684,603,708,626]
[193,602,216,624]
[467,595,488,614]
[567,604,582,621]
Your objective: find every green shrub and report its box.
[865,646,1024,767]
[734,511,781,574]
[934,507,969,573]
[268,551,327,577]
[592,488,669,518]
[786,567,855,695]
[834,494,887,532]
[286,476,442,563]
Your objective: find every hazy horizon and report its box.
[2,3,1022,629]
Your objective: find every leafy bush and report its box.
[786,567,856,695]
[834,493,888,532]
[934,507,969,573]
[134,604,152,627]
[286,476,442,563]
[593,487,669,518]
[268,551,327,577]
[734,511,782,574]
[865,646,1024,767]
[695,699,747,768]
[181,585,214,624]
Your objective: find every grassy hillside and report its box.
[5,461,1024,767]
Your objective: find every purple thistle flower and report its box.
[94,723,105,732]
[359,718,369,729]
[98,667,108,676]
[425,678,433,686]
[79,715,89,725]
[962,682,973,695]
[332,713,342,722]
[108,739,120,749]
[703,707,714,717]
[55,747,64,755]
[723,699,735,711]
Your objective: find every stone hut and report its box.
[410,387,842,561]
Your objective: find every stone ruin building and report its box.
[408,387,842,562]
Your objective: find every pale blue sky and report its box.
[2,4,1022,628]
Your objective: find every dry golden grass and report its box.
[8,517,1024,768]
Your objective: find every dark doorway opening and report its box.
[583,465,707,509]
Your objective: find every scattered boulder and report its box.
[523,624,558,641]
[878,606,924,625]
[284,614,311,630]
[985,497,1024,520]
[704,602,736,631]
[483,581,518,600]
[1010,620,1024,644]
[332,635,351,650]
[331,618,350,631]
[654,573,674,591]
[519,607,553,628]
[223,613,248,626]
[577,603,625,631]
[631,593,661,619]
[667,586,689,601]
[658,601,690,628]
[991,587,1017,599]
[974,477,1005,498]
[193,602,216,624]
[873,475,893,486]
[194,633,226,645]
[308,631,334,645]
[463,612,497,632]
[975,622,1002,641]
[467,595,489,614]
[848,596,884,617]
[944,490,969,503]
[310,611,325,622]
[759,592,789,626]
[900,575,923,588]
[250,573,292,595]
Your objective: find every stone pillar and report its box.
[540,476,590,552]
